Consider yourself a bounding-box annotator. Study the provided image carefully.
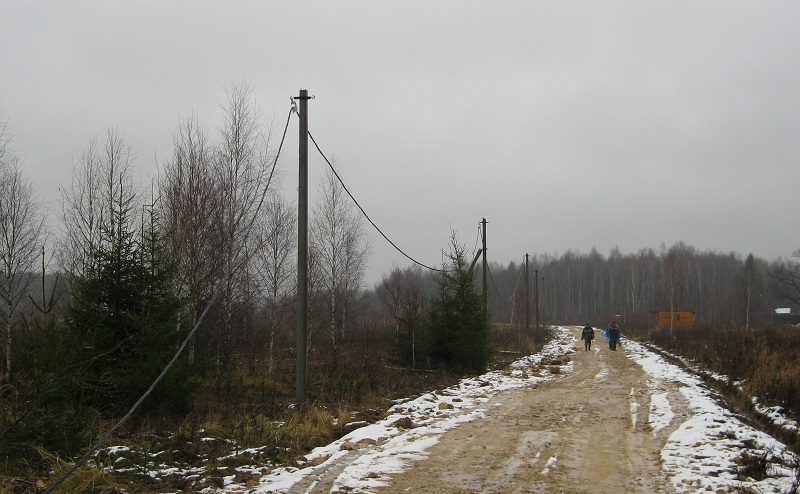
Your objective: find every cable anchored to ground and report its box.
[43,292,219,494]
[44,104,295,493]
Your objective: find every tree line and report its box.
[3,82,800,472]
[0,83,496,470]
[477,244,799,331]
[0,83,376,462]
[378,243,800,335]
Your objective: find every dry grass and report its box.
[37,448,117,494]
[3,322,543,492]
[643,324,800,452]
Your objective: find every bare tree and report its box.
[0,131,45,384]
[59,129,139,276]
[213,82,277,369]
[741,254,762,330]
[660,243,692,335]
[159,83,278,372]
[389,268,426,371]
[159,115,221,363]
[377,266,412,333]
[772,249,800,306]
[251,193,295,374]
[310,166,369,354]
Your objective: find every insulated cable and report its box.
[487,261,524,304]
[307,130,446,273]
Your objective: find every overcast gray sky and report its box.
[2,1,799,285]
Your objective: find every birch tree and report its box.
[160,82,278,370]
[741,254,761,329]
[311,166,369,354]
[214,82,277,369]
[160,115,221,363]
[251,193,295,374]
[0,125,45,384]
[378,266,413,334]
[59,129,139,277]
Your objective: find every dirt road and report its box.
[369,327,686,493]
[230,327,796,493]
[287,327,691,493]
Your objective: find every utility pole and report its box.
[541,276,546,327]
[296,89,310,401]
[534,269,540,333]
[481,218,488,314]
[524,254,530,334]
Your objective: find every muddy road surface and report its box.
[306,327,687,493]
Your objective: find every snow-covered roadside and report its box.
[641,342,800,439]
[625,339,799,493]
[96,327,800,493]
[219,327,578,493]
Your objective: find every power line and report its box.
[472,223,482,260]
[307,130,445,273]
[487,261,524,304]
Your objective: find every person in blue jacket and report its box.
[606,320,621,350]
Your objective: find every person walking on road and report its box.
[581,324,595,351]
[606,320,621,350]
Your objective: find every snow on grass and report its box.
[753,397,800,434]
[625,338,798,494]
[222,327,578,493]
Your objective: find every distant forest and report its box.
[476,243,792,330]
[375,242,796,331]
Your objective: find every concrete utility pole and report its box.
[541,276,546,326]
[525,254,530,334]
[534,269,540,332]
[481,218,488,314]
[296,89,310,400]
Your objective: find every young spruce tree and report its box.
[65,201,192,418]
[428,236,492,373]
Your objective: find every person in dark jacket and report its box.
[581,324,595,351]
[606,320,621,350]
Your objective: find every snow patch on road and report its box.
[540,454,558,476]
[593,365,608,381]
[649,392,673,435]
[630,387,640,429]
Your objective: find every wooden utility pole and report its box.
[481,218,488,314]
[524,254,530,334]
[296,89,310,400]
